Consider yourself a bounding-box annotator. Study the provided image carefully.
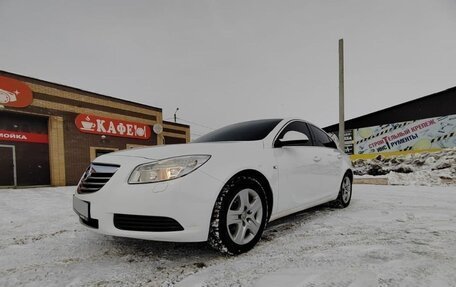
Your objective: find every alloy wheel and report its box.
[342,177,351,204]
[226,188,263,245]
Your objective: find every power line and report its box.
[162,115,215,132]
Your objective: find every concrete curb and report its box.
[354,177,388,185]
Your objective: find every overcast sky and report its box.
[1,0,455,138]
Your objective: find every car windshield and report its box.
[193,119,282,143]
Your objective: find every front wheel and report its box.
[332,173,352,208]
[208,176,268,255]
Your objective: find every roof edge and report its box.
[163,120,190,128]
[0,70,162,112]
[324,85,456,131]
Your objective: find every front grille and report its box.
[77,163,120,194]
[113,214,184,232]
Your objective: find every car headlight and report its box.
[128,155,211,184]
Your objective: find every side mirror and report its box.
[277,131,309,147]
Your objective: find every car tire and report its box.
[331,173,352,208]
[208,175,268,255]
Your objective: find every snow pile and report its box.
[352,148,456,186]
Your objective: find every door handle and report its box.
[313,156,321,162]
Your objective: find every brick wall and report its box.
[0,71,190,186]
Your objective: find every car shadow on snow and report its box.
[261,203,342,242]
[104,236,214,257]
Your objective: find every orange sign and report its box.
[0,76,33,107]
[75,114,151,140]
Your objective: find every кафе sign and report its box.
[75,114,151,140]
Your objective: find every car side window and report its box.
[274,121,313,147]
[309,125,338,149]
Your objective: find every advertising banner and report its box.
[354,114,456,154]
[75,114,151,140]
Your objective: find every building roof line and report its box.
[0,70,162,112]
[324,85,456,132]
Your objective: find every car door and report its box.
[308,124,344,198]
[273,121,322,213]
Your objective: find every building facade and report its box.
[0,71,190,187]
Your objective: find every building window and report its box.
[164,136,186,144]
[90,147,119,161]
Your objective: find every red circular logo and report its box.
[0,76,33,107]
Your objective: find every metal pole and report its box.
[338,39,345,152]
[174,108,179,123]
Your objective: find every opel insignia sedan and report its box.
[73,119,353,254]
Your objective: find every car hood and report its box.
[94,141,264,164]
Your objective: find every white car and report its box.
[73,119,353,254]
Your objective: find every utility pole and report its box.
[338,39,345,152]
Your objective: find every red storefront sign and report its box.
[0,76,33,107]
[75,114,151,140]
[0,130,48,143]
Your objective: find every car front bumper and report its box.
[73,161,223,242]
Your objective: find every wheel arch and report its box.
[224,169,274,221]
[345,169,353,182]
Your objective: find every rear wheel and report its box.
[332,174,352,208]
[208,176,268,255]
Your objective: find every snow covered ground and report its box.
[1,185,456,287]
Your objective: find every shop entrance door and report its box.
[0,145,17,187]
